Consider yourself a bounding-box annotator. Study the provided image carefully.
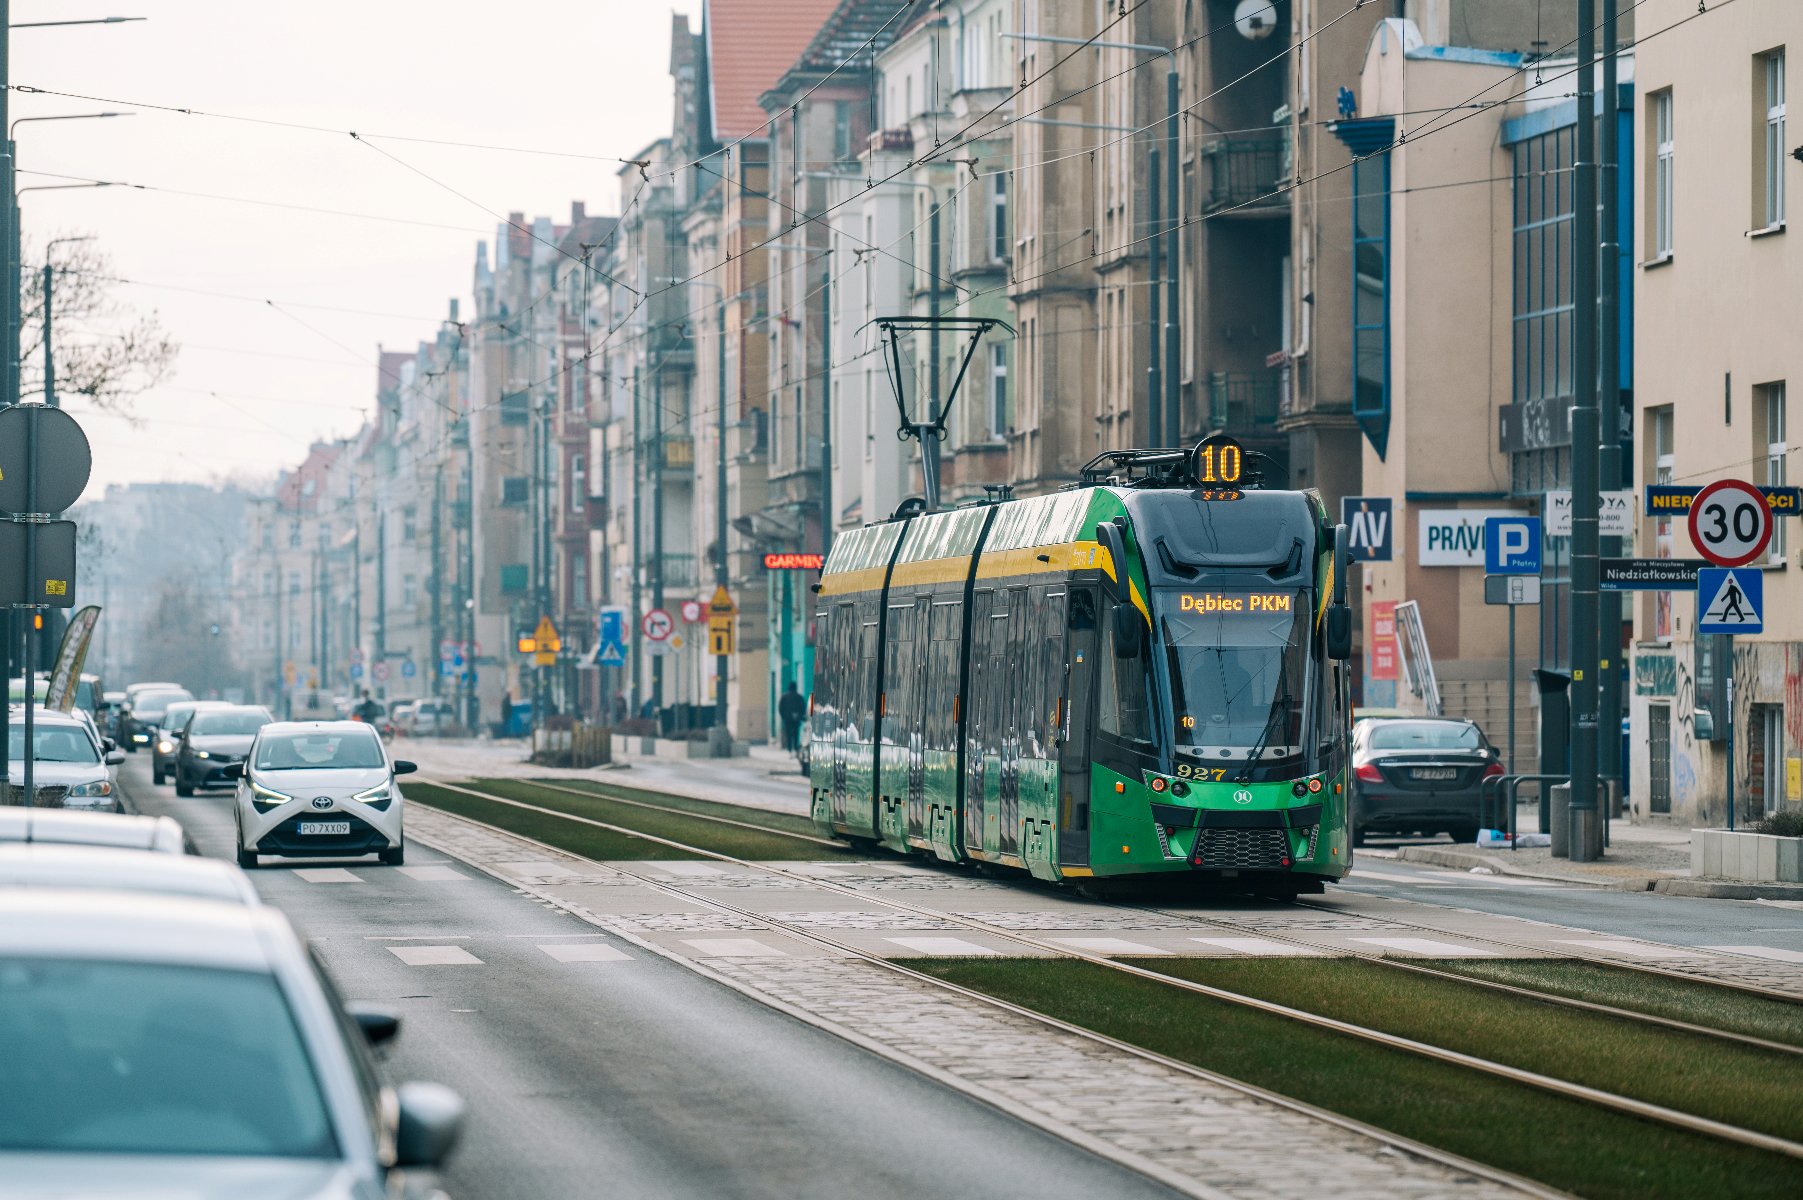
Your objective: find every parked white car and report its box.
[229,721,416,868]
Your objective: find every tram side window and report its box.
[928,599,962,749]
[1098,609,1155,745]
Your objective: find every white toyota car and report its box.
[228,721,416,869]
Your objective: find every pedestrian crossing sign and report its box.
[1696,566,1763,635]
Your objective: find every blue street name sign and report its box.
[1696,567,1764,636]
[1484,516,1542,575]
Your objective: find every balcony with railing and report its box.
[660,433,695,471]
[653,553,698,589]
[1200,130,1292,217]
[1206,370,1283,435]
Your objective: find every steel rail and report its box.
[412,778,1570,1200]
[419,777,1803,1164]
[442,775,844,849]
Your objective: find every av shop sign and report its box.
[1417,509,1527,567]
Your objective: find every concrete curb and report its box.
[1392,846,1649,890]
[1651,877,1803,900]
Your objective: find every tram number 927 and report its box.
[1171,762,1234,782]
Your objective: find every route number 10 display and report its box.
[1193,435,1244,486]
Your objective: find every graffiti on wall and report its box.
[1673,650,1701,817]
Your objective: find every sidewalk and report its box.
[395,735,811,818]
[1389,804,1803,899]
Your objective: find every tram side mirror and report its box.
[1326,603,1353,661]
[1112,603,1144,658]
[1331,523,1351,606]
[1095,520,1128,595]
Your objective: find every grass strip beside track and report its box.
[1139,957,1803,1142]
[909,958,1803,1200]
[411,779,855,861]
[524,776,825,840]
[1425,957,1803,1046]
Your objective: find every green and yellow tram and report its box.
[807,436,1356,895]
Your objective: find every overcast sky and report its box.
[15,1,701,496]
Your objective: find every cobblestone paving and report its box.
[951,909,1216,931]
[710,955,1535,1200]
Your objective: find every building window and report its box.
[401,507,417,544]
[1350,149,1391,458]
[499,564,528,594]
[501,476,529,506]
[989,344,1009,438]
[833,102,853,161]
[572,554,589,609]
[570,453,586,513]
[1760,383,1787,560]
[1651,90,1674,258]
[402,573,417,608]
[1511,122,1578,486]
[990,172,1008,262]
[1762,50,1787,229]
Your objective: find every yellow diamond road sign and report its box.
[533,616,561,666]
[709,586,737,617]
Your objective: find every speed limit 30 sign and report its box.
[1688,478,1773,567]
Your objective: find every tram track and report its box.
[490,774,1803,1015]
[415,775,1803,1167]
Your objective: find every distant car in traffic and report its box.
[0,888,464,1196]
[1349,716,1503,846]
[228,721,416,868]
[406,698,452,737]
[122,685,194,751]
[0,809,186,854]
[174,704,275,796]
[151,699,229,785]
[4,706,128,812]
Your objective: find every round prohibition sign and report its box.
[1688,478,1772,567]
[641,608,675,642]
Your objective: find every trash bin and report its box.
[1550,782,1570,858]
[1534,669,1572,833]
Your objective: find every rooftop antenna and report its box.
[867,315,1012,512]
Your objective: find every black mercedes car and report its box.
[1350,716,1503,846]
[173,705,274,797]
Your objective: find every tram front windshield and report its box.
[1159,589,1312,765]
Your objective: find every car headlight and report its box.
[351,783,392,804]
[251,781,294,810]
[69,780,113,798]
[157,740,174,754]
[194,750,211,759]
[131,733,149,742]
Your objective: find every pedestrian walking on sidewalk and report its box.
[778,681,806,754]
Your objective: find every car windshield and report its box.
[1159,589,1312,759]
[1367,721,1483,751]
[134,690,193,718]
[0,959,337,1158]
[7,726,99,765]
[164,704,204,730]
[191,712,272,737]
[255,731,386,771]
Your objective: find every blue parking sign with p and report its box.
[1484,516,1542,575]
[1341,496,1393,562]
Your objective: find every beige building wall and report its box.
[1631,0,1803,824]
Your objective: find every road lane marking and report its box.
[1190,937,1323,956]
[1420,871,1559,887]
[388,945,484,966]
[396,865,468,882]
[1345,870,1451,886]
[537,942,632,963]
[1556,939,1709,960]
[885,936,999,956]
[1703,945,1803,964]
[1353,937,1496,957]
[1052,937,1168,956]
[656,862,730,877]
[293,867,363,883]
[366,935,471,941]
[682,937,787,958]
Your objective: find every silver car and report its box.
[0,810,186,854]
[0,887,463,1197]
[0,843,260,905]
[230,721,416,869]
[4,706,127,812]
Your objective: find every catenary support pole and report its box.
[715,293,729,731]
[1147,145,1163,448]
[1726,634,1736,831]
[1597,0,1623,819]
[1569,0,1601,861]
[1164,65,1181,447]
[0,0,11,786]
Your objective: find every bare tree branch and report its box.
[16,235,179,414]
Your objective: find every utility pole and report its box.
[430,466,444,702]
[1,0,12,787]
[1148,144,1163,448]
[714,294,729,731]
[1569,0,1601,861]
[819,269,832,560]
[1163,63,1181,447]
[374,506,386,698]
[650,353,665,712]
[273,558,283,716]
[1597,0,1624,812]
[630,366,643,715]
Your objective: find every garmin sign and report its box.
[1416,509,1526,567]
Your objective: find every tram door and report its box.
[1058,587,1100,869]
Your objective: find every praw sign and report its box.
[1416,509,1525,567]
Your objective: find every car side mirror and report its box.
[1326,603,1353,660]
[345,1002,400,1048]
[1111,603,1143,658]
[105,749,126,766]
[392,760,418,776]
[394,1081,465,1168]
[221,763,245,780]
[102,737,117,752]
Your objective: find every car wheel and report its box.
[153,763,165,785]
[1447,823,1480,845]
[1351,825,1367,848]
[175,776,194,798]
[378,845,405,866]
[237,846,258,869]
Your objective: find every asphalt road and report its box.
[115,756,1181,1200]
